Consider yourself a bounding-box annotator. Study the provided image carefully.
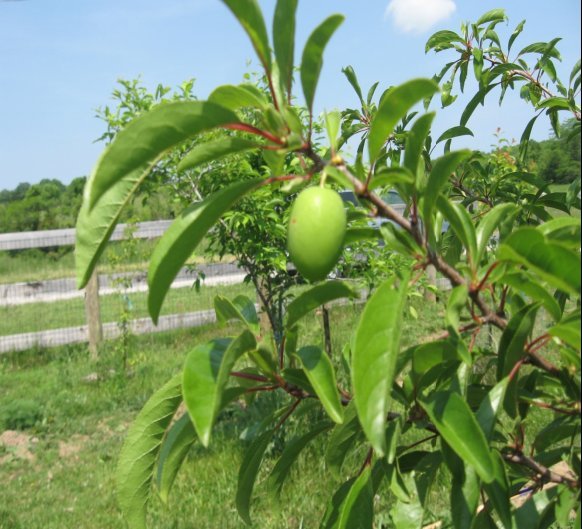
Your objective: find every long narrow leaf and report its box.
[273,0,298,97]
[87,101,240,209]
[269,421,331,500]
[183,331,256,447]
[424,151,471,233]
[295,346,344,424]
[436,195,478,267]
[475,204,518,264]
[337,466,374,529]
[420,391,496,483]
[300,15,345,113]
[236,429,274,525]
[116,375,182,529]
[404,112,435,178]
[368,79,438,162]
[352,275,409,456]
[76,173,143,288]
[498,228,581,296]
[208,84,268,110]
[325,402,362,478]
[178,137,259,172]
[285,281,358,329]
[220,0,272,73]
[155,413,196,504]
[148,179,261,323]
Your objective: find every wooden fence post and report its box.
[84,269,103,359]
[424,265,437,302]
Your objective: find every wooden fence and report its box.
[0,221,245,355]
[1,205,419,355]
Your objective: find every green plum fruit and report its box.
[287,186,347,282]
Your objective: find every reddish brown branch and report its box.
[504,451,580,489]
[223,123,285,145]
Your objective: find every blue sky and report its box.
[0,0,580,191]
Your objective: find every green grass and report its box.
[0,298,445,529]
[1,281,254,336]
[0,293,570,529]
[0,237,225,285]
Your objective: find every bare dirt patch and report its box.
[0,430,36,463]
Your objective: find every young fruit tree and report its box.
[75,1,581,527]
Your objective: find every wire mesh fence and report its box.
[0,222,251,354]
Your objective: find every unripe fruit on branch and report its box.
[287,187,347,282]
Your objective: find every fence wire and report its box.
[0,224,251,354]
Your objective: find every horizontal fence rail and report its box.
[0,220,173,251]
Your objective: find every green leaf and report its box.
[519,113,540,161]
[220,0,272,73]
[518,41,562,60]
[273,0,298,97]
[325,110,342,151]
[148,179,261,323]
[548,311,581,351]
[269,421,331,500]
[320,477,357,529]
[537,217,581,249]
[404,112,435,178]
[497,303,539,380]
[513,487,558,529]
[352,275,409,456]
[451,462,480,529]
[436,195,478,267]
[380,223,424,257]
[155,413,196,504]
[75,174,141,288]
[411,340,463,382]
[475,203,518,264]
[87,101,240,209]
[424,151,471,233]
[498,227,581,296]
[425,30,465,53]
[536,96,571,111]
[476,9,507,26]
[295,346,344,424]
[285,281,358,329]
[475,378,509,441]
[501,272,562,322]
[369,167,415,191]
[300,15,345,113]
[182,331,256,447]
[214,294,259,332]
[420,391,496,483]
[116,375,182,529]
[325,401,362,478]
[508,20,526,52]
[368,79,439,162]
[435,126,474,145]
[342,65,365,105]
[483,451,512,529]
[236,429,273,525]
[460,84,497,126]
[447,285,469,330]
[208,84,268,110]
[344,227,381,245]
[337,466,374,529]
[178,137,258,172]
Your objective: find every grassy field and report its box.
[0,237,225,285]
[0,298,450,529]
[1,281,254,336]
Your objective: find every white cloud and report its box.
[386,0,456,34]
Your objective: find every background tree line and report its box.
[0,175,175,234]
